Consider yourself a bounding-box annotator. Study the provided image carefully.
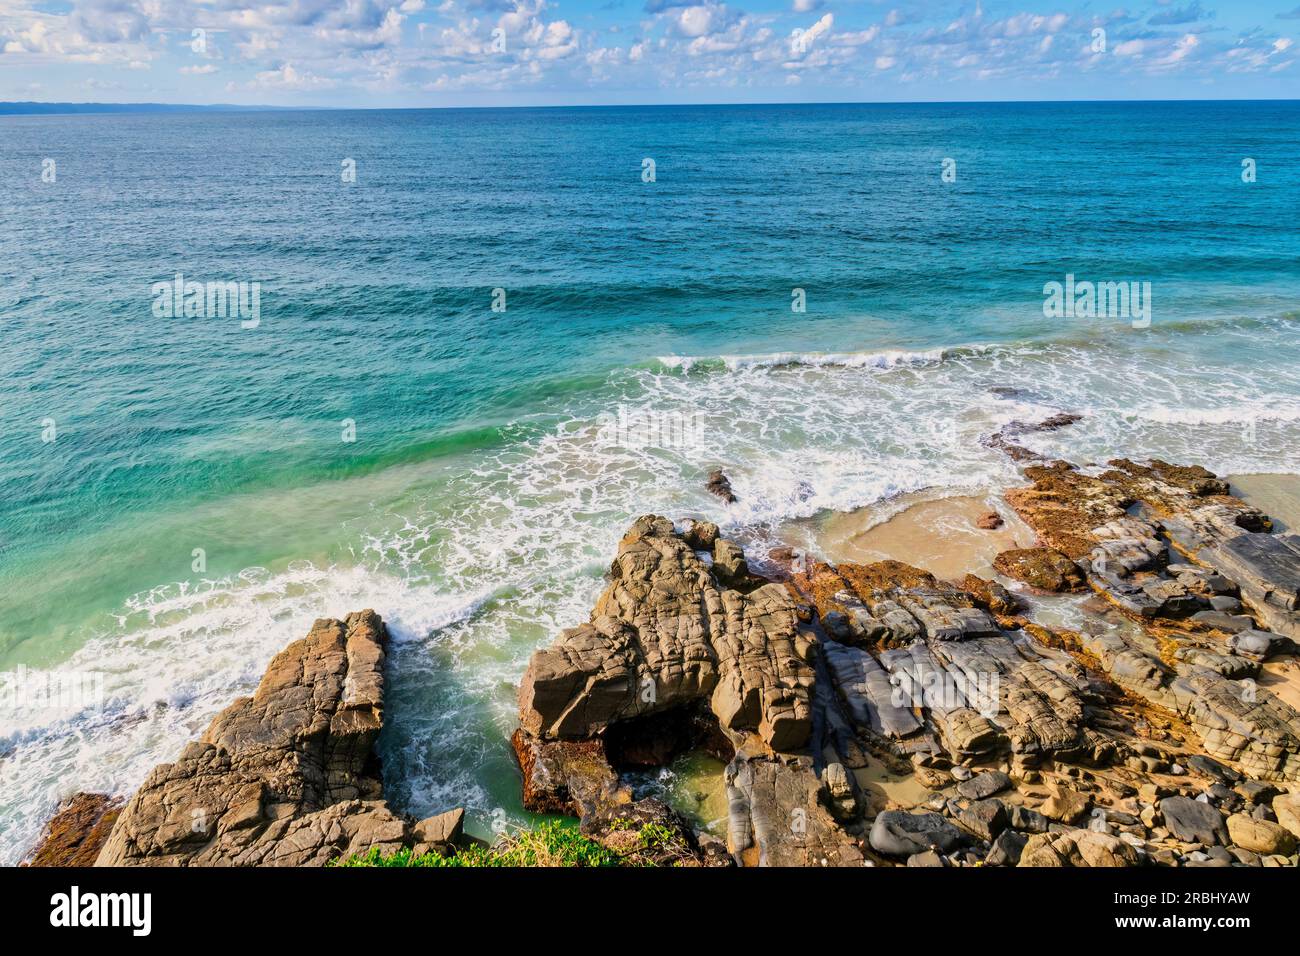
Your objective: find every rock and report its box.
[23,793,122,867]
[906,849,946,867]
[95,612,444,867]
[705,468,737,504]
[977,512,1004,530]
[958,798,1007,842]
[683,519,719,551]
[868,811,964,858]
[1019,829,1141,867]
[1010,804,1050,833]
[985,828,1028,866]
[1041,787,1091,825]
[956,770,1011,801]
[960,574,1022,615]
[727,754,864,867]
[1238,780,1280,805]
[518,516,813,753]
[1185,754,1240,785]
[512,730,627,817]
[993,548,1086,592]
[712,538,752,589]
[411,808,465,851]
[1226,814,1296,855]
[1159,795,1228,846]
[1272,793,1300,839]
[582,797,723,867]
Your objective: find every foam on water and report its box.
[3,321,1300,861]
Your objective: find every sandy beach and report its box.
[802,491,1037,581]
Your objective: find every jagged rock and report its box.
[582,797,727,867]
[977,512,1004,530]
[23,793,122,867]
[93,611,458,867]
[1159,795,1227,846]
[1226,814,1296,855]
[712,538,750,588]
[412,808,464,852]
[683,519,719,551]
[705,468,737,503]
[869,810,964,858]
[511,731,627,817]
[518,516,813,752]
[993,547,1086,592]
[961,574,1022,615]
[1004,459,1298,644]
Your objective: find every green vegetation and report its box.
[335,816,697,867]
[335,819,622,868]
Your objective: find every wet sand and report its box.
[1228,473,1300,533]
[807,492,1037,580]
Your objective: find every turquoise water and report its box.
[1,102,1298,861]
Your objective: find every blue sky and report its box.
[1,1,1297,106]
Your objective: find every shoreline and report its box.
[24,452,1300,868]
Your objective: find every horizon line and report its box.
[3,95,1300,116]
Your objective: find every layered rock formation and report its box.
[1000,460,1300,783]
[34,611,466,867]
[514,460,1300,868]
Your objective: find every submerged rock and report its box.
[705,468,737,504]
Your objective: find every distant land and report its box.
[0,102,307,115]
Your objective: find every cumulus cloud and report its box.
[0,0,1293,102]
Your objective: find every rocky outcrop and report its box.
[518,515,815,752]
[515,515,857,865]
[1000,459,1300,784]
[23,793,122,867]
[86,611,463,866]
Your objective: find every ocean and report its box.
[1,101,1298,862]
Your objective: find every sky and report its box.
[0,0,1296,107]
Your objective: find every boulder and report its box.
[1272,792,1300,839]
[958,798,1007,842]
[1040,787,1091,825]
[1019,829,1141,867]
[869,811,964,858]
[1225,814,1296,855]
[1159,795,1228,846]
